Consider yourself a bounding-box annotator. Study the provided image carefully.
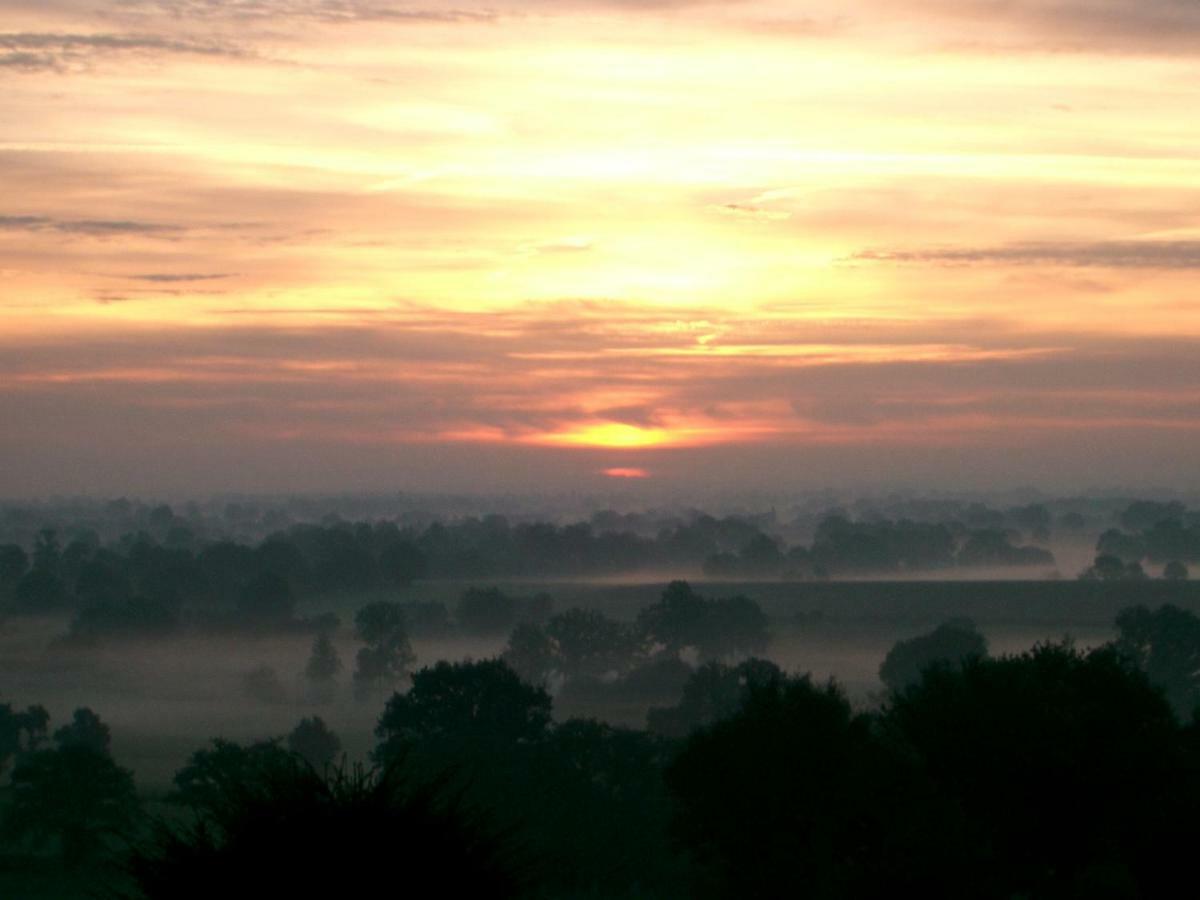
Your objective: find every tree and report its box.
[130,758,521,899]
[547,608,640,681]
[501,622,557,686]
[878,619,988,694]
[235,571,295,626]
[67,595,178,643]
[637,580,707,655]
[354,643,415,700]
[5,744,140,866]
[0,543,28,590]
[637,582,768,662]
[354,600,406,645]
[287,717,342,770]
[31,528,62,574]
[666,673,918,899]
[304,631,343,701]
[353,601,415,700]
[1164,560,1189,581]
[375,659,551,763]
[647,658,782,738]
[169,738,296,819]
[1080,553,1145,581]
[957,529,1054,567]
[53,707,111,755]
[0,702,49,774]
[378,538,427,586]
[1113,604,1200,718]
[884,642,1194,899]
[14,567,69,611]
[699,595,769,660]
[1120,500,1185,532]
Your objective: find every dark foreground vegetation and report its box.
[4,586,1200,899]
[2,494,1199,897]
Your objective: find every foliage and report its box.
[5,745,140,867]
[126,758,522,899]
[374,659,551,762]
[883,642,1193,898]
[303,631,343,700]
[666,673,918,899]
[501,622,558,686]
[352,601,415,700]
[53,707,111,755]
[0,702,50,773]
[878,619,988,693]
[547,608,641,680]
[647,658,783,739]
[287,717,342,771]
[1113,604,1200,717]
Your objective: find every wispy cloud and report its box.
[0,214,181,236]
[126,272,235,282]
[0,31,250,71]
[99,1,501,25]
[904,0,1200,54]
[852,240,1200,269]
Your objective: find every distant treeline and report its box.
[0,508,1066,622]
[4,599,1200,899]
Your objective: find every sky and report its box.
[2,0,1200,497]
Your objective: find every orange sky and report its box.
[2,0,1200,495]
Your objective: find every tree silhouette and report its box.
[0,702,49,774]
[878,619,988,693]
[1163,559,1189,581]
[304,631,343,702]
[0,543,28,592]
[5,744,140,867]
[375,659,551,763]
[666,673,920,899]
[53,707,111,755]
[546,608,640,680]
[127,758,522,899]
[353,600,406,645]
[885,642,1193,898]
[352,601,414,700]
[169,738,295,819]
[1113,604,1200,718]
[647,658,782,738]
[235,570,295,627]
[501,622,557,686]
[637,580,707,655]
[287,717,341,771]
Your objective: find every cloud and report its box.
[851,240,1200,269]
[524,236,594,254]
[1,310,1198,494]
[127,272,235,282]
[905,0,1200,54]
[0,214,181,236]
[713,203,791,221]
[0,31,251,71]
[99,1,501,24]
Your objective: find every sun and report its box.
[533,422,674,449]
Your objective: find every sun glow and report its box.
[531,422,677,449]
